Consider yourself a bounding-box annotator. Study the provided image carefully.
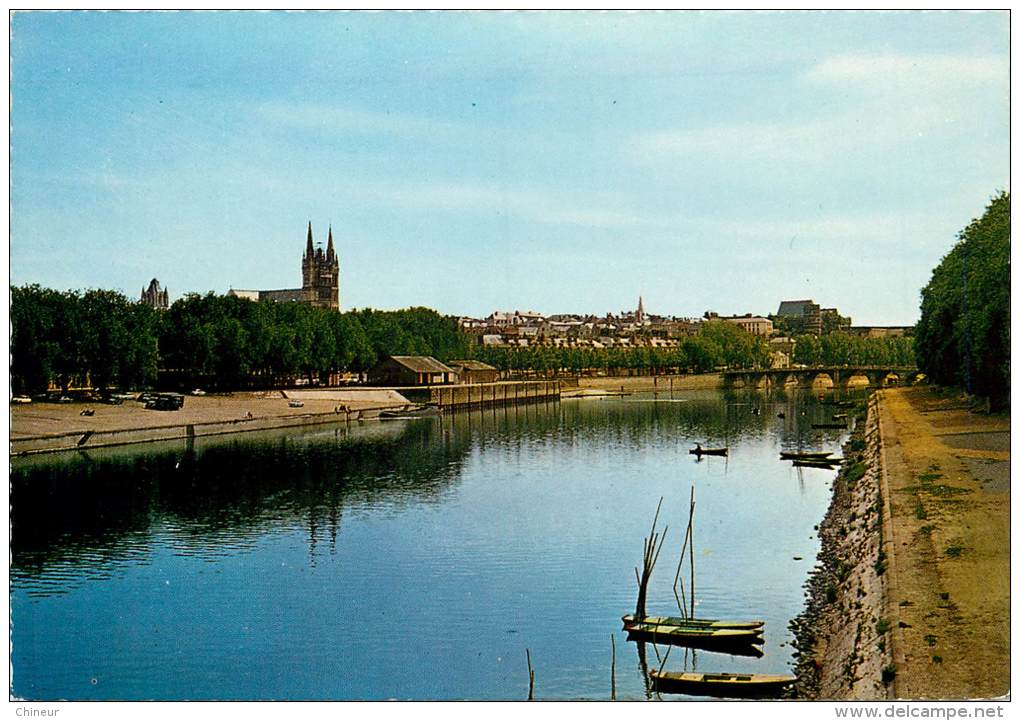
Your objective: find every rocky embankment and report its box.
[790,394,896,699]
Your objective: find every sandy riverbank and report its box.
[9,390,413,454]
[793,386,1009,699]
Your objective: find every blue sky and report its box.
[10,10,1009,325]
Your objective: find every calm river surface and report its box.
[11,388,858,700]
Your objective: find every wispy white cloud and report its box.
[256,101,461,143]
[711,212,917,244]
[629,51,1008,166]
[339,179,652,230]
[802,52,1007,91]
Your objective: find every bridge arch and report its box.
[847,373,870,389]
[811,372,834,390]
[720,366,919,390]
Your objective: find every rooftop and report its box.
[387,356,456,373]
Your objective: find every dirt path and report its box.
[877,387,1009,699]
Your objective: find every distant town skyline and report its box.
[10,11,1009,325]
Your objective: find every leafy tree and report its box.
[793,334,821,366]
[915,191,1009,405]
[11,285,69,394]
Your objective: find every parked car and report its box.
[144,393,185,411]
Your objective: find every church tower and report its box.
[301,222,341,310]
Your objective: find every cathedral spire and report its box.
[326,225,335,261]
[305,221,314,258]
[637,295,645,322]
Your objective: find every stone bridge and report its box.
[722,366,921,390]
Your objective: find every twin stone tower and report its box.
[229,222,340,310]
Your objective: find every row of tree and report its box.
[11,285,918,396]
[791,331,914,368]
[914,191,1009,407]
[474,327,913,377]
[11,285,161,396]
[159,294,471,389]
[473,320,772,376]
[10,288,472,394]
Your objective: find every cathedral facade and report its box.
[140,278,169,309]
[230,223,340,310]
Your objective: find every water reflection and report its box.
[12,389,862,594]
[11,387,859,700]
[12,419,469,592]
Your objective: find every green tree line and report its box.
[477,326,913,378]
[11,285,161,396]
[474,320,771,376]
[914,191,1009,406]
[791,331,915,367]
[11,286,919,396]
[10,288,472,394]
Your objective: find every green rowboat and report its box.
[622,619,763,643]
[792,459,840,469]
[621,614,764,630]
[649,670,795,698]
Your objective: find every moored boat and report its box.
[379,405,441,420]
[779,451,832,460]
[811,422,848,429]
[792,459,840,469]
[621,614,764,630]
[689,446,728,456]
[622,618,762,643]
[649,670,796,698]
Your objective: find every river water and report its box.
[10,388,857,700]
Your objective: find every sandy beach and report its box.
[9,389,416,455]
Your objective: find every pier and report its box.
[407,380,561,411]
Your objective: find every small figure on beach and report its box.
[80,408,94,416]
[245,411,253,420]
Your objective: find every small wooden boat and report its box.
[622,618,762,644]
[649,670,796,698]
[832,413,848,420]
[792,459,840,469]
[779,451,832,460]
[621,614,764,631]
[689,446,728,456]
[379,405,441,420]
[811,423,847,429]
